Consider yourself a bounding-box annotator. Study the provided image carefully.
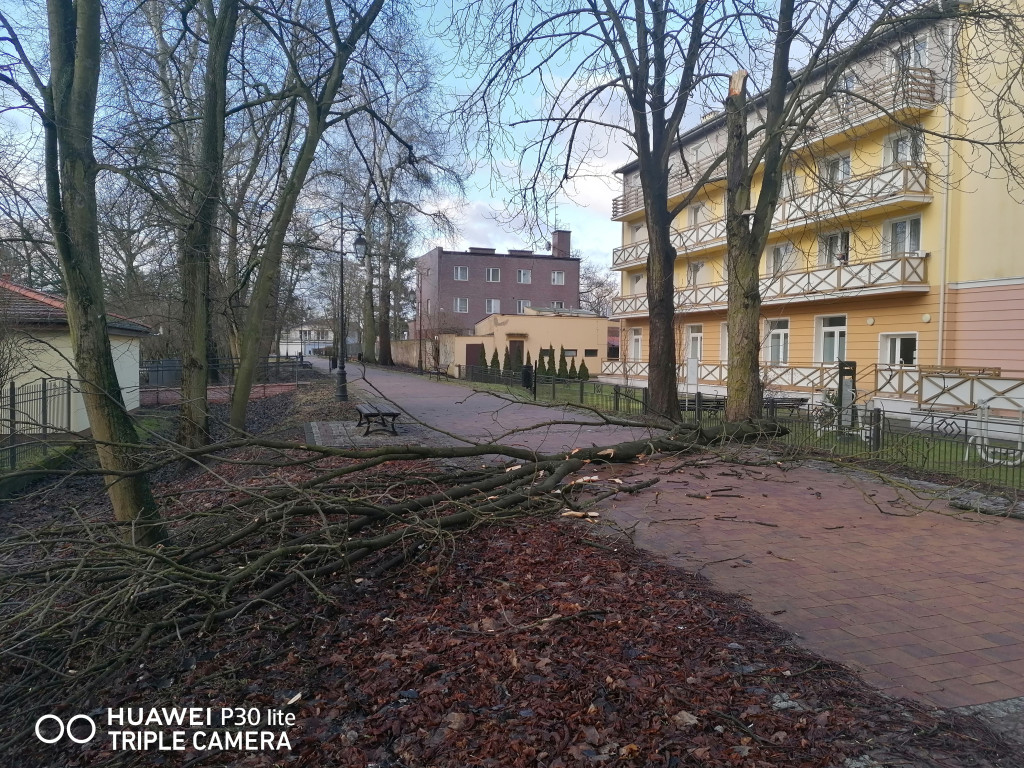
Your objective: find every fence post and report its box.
[579,379,584,404]
[41,378,49,455]
[8,380,16,469]
[642,387,649,415]
[870,407,883,452]
[551,376,556,401]
[614,385,620,413]
[66,374,72,432]
[695,391,703,423]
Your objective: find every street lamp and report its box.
[337,206,366,402]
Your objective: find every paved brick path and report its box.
[315,367,1024,723]
[602,458,1024,713]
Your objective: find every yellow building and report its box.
[604,19,1024,414]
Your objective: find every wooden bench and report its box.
[765,396,809,415]
[428,368,449,381]
[679,396,727,412]
[355,403,400,436]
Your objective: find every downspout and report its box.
[937,17,956,366]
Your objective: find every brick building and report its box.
[412,231,580,337]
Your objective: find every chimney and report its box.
[551,230,571,259]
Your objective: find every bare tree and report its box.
[0,1,167,545]
[578,256,617,317]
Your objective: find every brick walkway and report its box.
[602,458,1024,711]
[315,368,1024,720]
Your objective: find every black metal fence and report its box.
[140,357,309,388]
[0,377,74,471]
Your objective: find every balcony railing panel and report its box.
[611,254,927,317]
[611,68,937,220]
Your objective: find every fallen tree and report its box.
[0,413,787,751]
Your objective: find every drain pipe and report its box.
[937,17,957,367]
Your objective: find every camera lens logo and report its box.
[35,714,97,744]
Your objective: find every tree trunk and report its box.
[361,244,377,363]
[178,0,239,450]
[724,70,763,423]
[43,0,166,546]
[642,167,682,421]
[376,216,394,366]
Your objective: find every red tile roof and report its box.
[0,278,152,335]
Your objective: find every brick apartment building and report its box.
[413,230,580,337]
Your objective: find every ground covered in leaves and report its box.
[14,513,1008,768]
[3,380,1018,767]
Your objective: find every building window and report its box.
[454,297,469,313]
[584,349,598,357]
[881,333,918,366]
[551,301,565,309]
[766,319,790,365]
[770,244,797,275]
[629,328,642,361]
[820,231,850,266]
[486,267,500,282]
[686,325,703,362]
[818,315,847,363]
[485,298,500,314]
[686,203,705,228]
[821,153,851,187]
[836,73,857,109]
[686,261,704,286]
[551,270,565,285]
[782,169,800,199]
[886,130,924,165]
[564,349,577,358]
[454,265,468,281]
[886,216,921,255]
[893,35,928,72]
[517,269,532,284]
[516,299,531,314]
[630,272,645,294]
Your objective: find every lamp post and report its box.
[337,205,366,402]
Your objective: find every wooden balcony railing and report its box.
[610,253,928,317]
[613,164,928,270]
[611,67,937,220]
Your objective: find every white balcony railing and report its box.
[612,164,929,270]
[611,68,938,220]
[610,253,928,317]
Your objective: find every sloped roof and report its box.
[0,278,152,336]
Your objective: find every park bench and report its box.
[428,368,449,381]
[355,402,400,436]
[764,396,809,416]
[679,395,727,412]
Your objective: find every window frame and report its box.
[485,267,501,283]
[484,298,500,314]
[551,270,565,285]
[515,299,531,314]
[516,268,532,284]
[816,314,848,364]
[453,297,469,314]
[885,215,922,256]
[454,265,469,281]
[765,319,790,365]
[819,231,851,266]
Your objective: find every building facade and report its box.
[604,17,1024,413]
[414,231,581,337]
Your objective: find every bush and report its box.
[578,360,590,381]
[557,347,569,378]
[568,358,578,379]
[490,348,501,373]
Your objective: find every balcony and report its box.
[610,252,929,318]
[612,216,726,268]
[600,359,842,392]
[611,68,938,221]
[774,163,930,225]
[612,163,929,271]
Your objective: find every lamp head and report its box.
[353,233,367,259]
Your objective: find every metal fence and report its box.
[140,357,309,388]
[0,376,73,471]
[455,366,1024,490]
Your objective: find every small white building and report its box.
[278,321,334,357]
[0,278,149,433]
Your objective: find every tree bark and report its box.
[43,0,166,546]
[361,242,377,363]
[178,0,239,450]
[724,70,762,422]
